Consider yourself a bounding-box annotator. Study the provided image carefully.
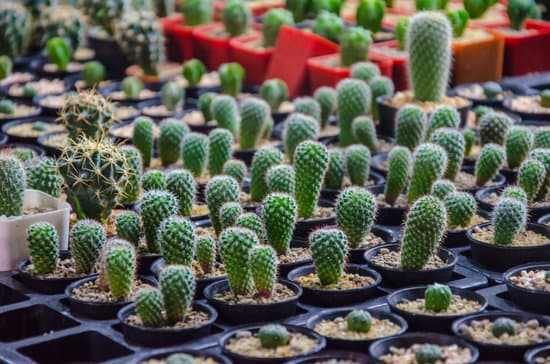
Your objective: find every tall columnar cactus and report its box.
[426,105,460,138]
[209,128,234,176]
[250,246,278,297]
[219,63,245,97]
[181,0,213,26]
[336,187,377,248]
[350,62,380,84]
[294,97,321,123]
[220,202,243,230]
[71,219,106,274]
[206,175,241,235]
[159,118,187,167]
[462,129,475,157]
[340,26,372,67]
[407,12,452,102]
[345,145,371,186]
[196,234,216,274]
[114,11,165,76]
[266,164,295,195]
[27,222,59,275]
[401,196,447,269]
[530,148,550,200]
[294,141,329,218]
[430,128,465,181]
[283,113,320,162]
[262,8,294,47]
[25,157,63,198]
[236,213,265,238]
[535,129,550,149]
[505,126,534,169]
[135,287,164,327]
[369,76,394,120]
[0,2,31,59]
[32,5,86,50]
[324,149,345,190]
[337,78,371,146]
[115,211,141,246]
[240,98,270,149]
[223,159,247,186]
[384,146,411,205]
[222,0,249,36]
[166,169,196,216]
[395,104,427,151]
[158,217,195,265]
[431,179,456,200]
[352,116,378,153]
[133,116,154,167]
[219,227,258,295]
[260,79,289,110]
[142,170,166,192]
[58,90,114,140]
[198,92,215,122]
[518,159,546,201]
[479,112,513,146]
[263,193,297,255]
[161,82,184,112]
[159,265,195,324]
[211,95,240,136]
[314,86,337,129]
[140,190,178,253]
[407,143,448,204]
[250,148,284,202]
[310,228,348,286]
[492,197,527,245]
[444,191,476,228]
[357,0,386,33]
[118,146,142,204]
[182,132,209,177]
[475,143,505,186]
[104,241,136,300]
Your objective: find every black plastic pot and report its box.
[0,142,45,159]
[137,253,161,276]
[293,199,336,239]
[203,278,302,323]
[349,225,397,264]
[503,262,550,314]
[278,239,313,278]
[503,96,550,121]
[452,311,550,361]
[99,82,159,106]
[459,166,506,195]
[233,141,284,167]
[118,301,217,347]
[306,308,407,351]
[136,98,187,122]
[87,30,129,78]
[539,213,550,225]
[370,152,388,175]
[65,275,157,320]
[364,243,458,287]
[29,58,82,80]
[133,348,231,364]
[0,105,42,124]
[369,332,479,364]
[220,324,326,364]
[443,209,490,248]
[320,171,386,202]
[286,351,375,364]
[184,111,218,134]
[450,83,515,108]
[525,344,550,364]
[466,222,550,271]
[387,285,487,333]
[366,184,408,226]
[376,95,472,137]
[286,264,381,307]
[0,132,6,145]
[37,131,67,158]
[32,93,65,117]
[1,117,57,144]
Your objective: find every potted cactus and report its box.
[138,81,185,120]
[0,2,32,65]
[259,78,293,123]
[101,76,158,105]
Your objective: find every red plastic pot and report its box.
[265,26,339,97]
[213,0,285,20]
[370,40,408,91]
[306,53,393,94]
[230,33,272,86]
[192,23,232,70]
[160,14,184,62]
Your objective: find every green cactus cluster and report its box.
[492,197,527,245]
[310,228,348,286]
[336,187,377,248]
[158,216,195,266]
[250,148,283,202]
[209,128,234,176]
[140,190,179,253]
[384,146,411,205]
[475,143,505,186]
[182,132,210,177]
[71,219,106,274]
[159,118,187,167]
[115,211,141,246]
[294,141,329,218]
[407,143,448,204]
[263,193,297,255]
[337,78,371,146]
[27,222,59,275]
[395,104,427,151]
[206,175,240,235]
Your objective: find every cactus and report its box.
[395,17,409,51]
[260,79,288,110]
[505,126,534,169]
[425,283,452,312]
[222,0,249,37]
[431,179,456,200]
[206,175,240,235]
[462,129,475,157]
[518,159,546,201]
[140,190,178,253]
[158,217,195,265]
[158,118,187,167]
[482,81,502,99]
[283,113,320,162]
[535,129,550,149]
[324,150,345,190]
[474,105,494,121]
[121,76,144,99]
[114,11,165,76]
[350,62,380,84]
[219,227,258,295]
[220,202,243,230]
[407,143,448,204]
[0,100,15,115]
[369,76,394,120]
[115,211,141,246]
[142,170,166,192]
[464,0,492,18]
[219,63,245,97]
[356,0,385,33]
[211,95,240,136]
[250,246,277,297]
[314,86,337,129]
[479,112,513,146]
[25,157,63,198]
[426,105,460,139]
[508,0,533,30]
[337,78,371,146]
[236,213,264,238]
[44,36,70,70]
[407,12,452,102]
[182,132,209,177]
[352,116,377,153]
[27,222,59,275]
[196,234,216,274]
[104,241,136,300]
[262,8,294,47]
[259,324,289,348]
[310,228,348,286]
[223,159,247,186]
[80,0,127,35]
[340,27,372,67]
[444,191,476,228]
[416,344,444,364]
[0,2,31,59]
[263,193,297,254]
[71,219,105,274]
[240,98,270,149]
[58,90,114,140]
[33,5,86,51]
[182,59,206,87]
[430,128,465,181]
[133,116,154,167]
[197,92,215,123]
[80,61,105,88]
[395,104,427,151]
[492,197,527,245]
[294,97,321,123]
[502,186,528,205]
[181,0,213,26]
[446,9,469,37]
[208,128,234,176]
[250,148,284,202]
[345,145,371,186]
[475,143,505,186]
[312,10,344,43]
[384,146,411,205]
[161,82,184,112]
[336,187,377,248]
[294,141,329,218]
[401,195,447,269]
[135,288,164,327]
[346,310,372,333]
[266,164,295,195]
[492,317,517,337]
[529,148,550,200]
[311,0,344,15]
[159,265,195,324]
[118,146,142,204]
[541,90,550,108]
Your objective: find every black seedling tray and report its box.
[456,247,506,284]
[475,284,544,314]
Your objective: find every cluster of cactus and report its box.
[140,190,178,253]
[32,5,86,50]
[337,78,371,146]
[250,148,283,202]
[407,143,448,204]
[0,2,31,59]
[295,141,329,218]
[25,157,63,198]
[27,222,59,275]
[384,146,411,205]
[336,187,377,248]
[262,8,294,47]
[71,219,106,274]
[262,193,297,255]
[79,0,128,35]
[159,118,188,167]
[310,228,348,286]
[260,79,289,110]
[492,196,527,245]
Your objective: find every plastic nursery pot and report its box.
[443,210,490,248]
[99,82,159,106]
[539,214,550,225]
[525,344,550,364]
[65,275,157,320]
[0,105,42,125]
[160,14,185,63]
[203,278,302,323]
[293,199,336,240]
[387,286,488,333]
[220,324,326,364]
[0,142,45,158]
[370,40,408,91]
[137,253,161,276]
[135,348,231,364]
[136,98,185,122]
[369,332,479,364]
[32,93,65,117]
[230,32,272,86]
[320,171,385,202]
[87,28,129,78]
[466,222,550,271]
[0,132,6,145]
[278,239,312,278]
[342,225,397,265]
[452,311,550,361]
[364,243,458,287]
[191,23,232,70]
[305,308,407,351]
[286,351,374,364]
[265,26,339,97]
[37,131,68,158]
[476,185,550,222]
[286,264,382,307]
[1,117,60,144]
[459,165,506,195]
[118,301,217,347]
[503,96,550,122]
[451,82,514,108]
[503,262,550,314]
[366,184,408,226]
[306,52,393,94]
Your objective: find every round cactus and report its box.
[118,146,142,204]
[445,191,476,228]
[159,265,195,324]
[115,211,141,247]
[206,175,241,235]
[196,234,216,274]
[223,159,247,186]
[263,193,297,255]
[337,78,371,146]
[492,317,517,337]
[352,116,378,153]
[310,228,348,286]
[479,112,513,146]
[350,62,381,84]
[259,78,288,110]
[266,164,295,195]
[426,105,460,138]
[356,0,386,33]
[220,202,243,230]
[219,227,258,295]
[324,149,346,190]
[182,132,210,178]
[462,128,476,157]
[345,145,371,186]
[209,128,234,176]
[340,26,372,67]
[283,113,320,162]
[104,241,136,300]
[424,283,452,312]
[71,219,106,274]
[431,179,456,200]
[236,212,265,239]
[250,148,284,202]
[211,95,240,136]
[182,58,206,87]
[142,170,166,192]
[259,324,289,349]
[222,0,249,36]
[82,61,105,88]
[25,157,63,198]
[384,146,411,205]
[219,62,245,97]
[395,104,427,151]
[311,10,344,43]
[314,86,337,129]
[121,76,144,99]
[294,141,329,218]
[133,116,154,167]
[166,169,196,217]
[430,128,465,181]
[240,98,270,150]
[135,287,164,327]
[346,310,372,333]
[27,222,59,275]
[250,246,278,297]
[159,118,187,167]
[505,126,534,169]
[336,187,377,248]
[502,186,528,205]
[294,97,321,123]
[140,190,179,253]
[415,344,443,364]
[262,8,294,47]
[518,159,546,201]
[407,143,448,204]
[475,143,505,186]
[492,197,527,245]
[182,0,213,26]
[158,217,195,266]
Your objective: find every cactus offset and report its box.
[220,202,243,230]
[223,159,247,186]
[211,95,240,136]
[505,126,534,169]
[352,116,378,153]
[430,128,465,181]
[25,157,63,198]
[426,105,460,139]
[294,141,329,218]
[135,287,164,327]
[260,79,288,110]
[266,164,295,195]
[133,117,154,167]
[240,98,270,149]
[518,159,546,201]
[140,190,178,253]
[324,149,346,190]
[336,187,377,248]
[262,8,294,47]
[196,234,216,274]
[263,193,297,254]
[104,241,136,300]
[142,170,166,192]
[431,179,456,200]
[310,228,348,286]
[444,191,476,228]
[479,112,513,146]
[27,222,59,275]
[314,86,337,129]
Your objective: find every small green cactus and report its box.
[475,143,505,186]
[294,141,329,218]
[508,0,533,30]
[369,76,394,120]
[220,202,243,230]
[119,146,142,205]
[502,186,528,205]
[294,97,321,123]
[311,10,344,43]
[198,92,215,122]
[395,104,427,151]
[462,129,475,157]
[140,190,179,253]
[236,213,265,238]
[115,211,141,246]
[121,76,144,99]
[430,128,465,181]
[479,112,513,146]
[336,187,377,248]
[384,146,411,205]
[223,159,247,186]
[266,164,295,195]
[540,90,550,108]
[416,344,444,364]
[492,197,527,245]
[346,310,372,333]
[250,148,284,202]
[219,227,258,295]
[250,246,278,297]
[219,63,245,97]
[350,62,380,84]
[345,145,371,186]
[475,106,494,123]
[340,26,372,68]
[222,0,249,36]
[142,170,167,192]
[260,79,288,110]
[259,324,289,348]
[159,265,195,324]
[505,126,534,169]
[159,118,187,167]
[424,283,452,312]
[182,59,206,87]
[46,37,71,71]
[133,116,154,167]
[240,98,270,150]
[211,95,240,136]
[82,61,105,88]
[337,78,371,146]
[71,219,106,274]
[209,128,234,176]
[283,113,320,162]
[182,0,213,26]
[262,8,294,48]
[482,81,502,99]
[426,105,460,139]
[263,193,297,255]
[352,116,378,153]
[408,143,448,204]
[534,129,550,149]
[518,159,546,201]
[395,17,409,51]
[196,234,216,274]
[445,191,476,228]
[324,149,345,190]
[158,217,195,266]
[25,157,63,198]
[0,100,15,115]
[182,132,210,177]
[446,9,469,37]
[27,222,59,275]
[314,86,337,129]
[431,179,456,200]
[492,317,517,337]
[356,0,386,33]
[0,157,26,217]
[135,287,164,327]
[310,228,348,286]
[104,241,136,300]
[529,148,550,200]
[206,175,241,235]
[166,170,196,217]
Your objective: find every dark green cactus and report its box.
[395,17,409,51]
[236,212,265,238]
[294,97,321,123]
[250,246,277,297]
[492,197,527,245]
[240,98,270,150]
[250,148,284,202]
[83,61,105,88]
[314,86,337,129]
[104,240,136,300]
[395,104,427,151]
[431,179,456,200]
[181,0,213,26]
[259,324,289,348]
[426,105,460,139]
[336,187,377,248]
[352,116,378,153]
[337,78,371,146]
[346,310,372,332]
[263,193,297,254]
[482,81,503,99]
[219,227,258,295]
[219,63,245,97]
[25,157,63,198]
[166,170,196,217]
[312,10,344,43]
[198,92,215,122]
[259,79,289,110]
[71,219,106,274]
[182,132,209,177]
[209,128,234,176]
[444,191,476,228]
[135,287,164,327]
[115,211,141,246]
[286,0,310,22]
[475,143,505,186]
[505,126,534,169]
[340,26,372,67]
[222,0,249,37]
[0,55,11,80]
[133,116,154,167]
[350,61,380,84]
[369,76,394,120]
[492,317,517,337]
[424,283,452,312]
[295,141,329,218]
[462,129,476,157]
[529,148,550,200]
[196,233,216,274]
[534,129,550,149]
[159,118,187,167]
[206,175,240,235]
[159,265,195,324]
[384,146,411,205]
[518,159,546,201]
[508,0,534,30]
[310,228,348,286]
[27,222,59,275]
[182,59,206,87]
[356,0,386,33]
[140,190,179,253]
[220,202,243,230]
[479,112,513,146]
[416,344,444,364]
[430,128,465,181]
[408,143,448,204]
[502,186,528,205]
[159,217,195,265]
[211,95,240,136]
[324,149,345,190]
[283,113,320,162]
[464,0,492,18]
[266,164,295,195]
[223,159,247,186]
[262,8,295,48]
[142,170,166,192]
[345,144,371,186]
